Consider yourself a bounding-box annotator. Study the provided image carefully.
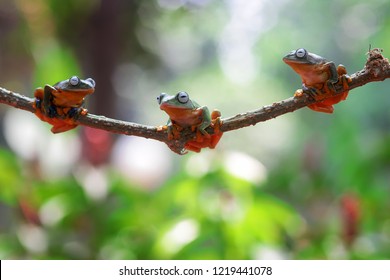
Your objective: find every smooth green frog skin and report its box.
[34,76,95,133]
[157,91,222,153]
[283,48,350,114]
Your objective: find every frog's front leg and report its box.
[168,121,183,140]
[33,87,45,121]
[194,106,212,142]
[323,63,351,97]
[42,85,59,118]
[300,85,335,113]
[33,86,57,120]
[209,109,223,149]
[187,109,223,152]
[336,64,351,101]
[302,84,323,100]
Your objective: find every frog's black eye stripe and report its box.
[176,91,189,104]
[296,48,307,58]
[69,76,80,86]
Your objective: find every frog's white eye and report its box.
[176,91,189,104]
[296,48,307,58]
[86,78,96,87]
[157,93,166,105]
[69,76,80,86]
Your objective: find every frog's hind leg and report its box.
[184,142,202,153]
[209,110,223,149]
[50,123,77,134]
[307,102,334,114]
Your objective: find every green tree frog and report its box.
[157,91,222,153]
[33,76,95,133]
[283,48,351,113]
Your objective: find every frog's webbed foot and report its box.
[156,125,168,132]
[166,123,182,140]
[189,110,224,151]
[50,123,78,134]
[337,67,352,100]
[299,85,335,114]
[67,107,88,119]
[307,103,334,114]
[337,64,348,76]
[209,110,223,149]
[184,142,202,153]
[293,89,304,98]
[302,85,324,101]
[324,67,351,103]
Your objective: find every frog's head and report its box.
[157,92,196,111]
[54,76,95,95]
[283,48,327,66]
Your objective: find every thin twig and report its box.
[0,48,389,154]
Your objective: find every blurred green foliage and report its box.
[0,0,390,260]
[0,149,303,259]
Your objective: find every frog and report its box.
[157,91,223,153]
[33,76,95,133]
[283,48,351,113]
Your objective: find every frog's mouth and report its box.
[160,103,181,110]
[59,88,95,95]
[283,57,315,65]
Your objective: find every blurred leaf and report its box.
[33,42,81,88]
[0,149,23,203]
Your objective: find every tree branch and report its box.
[1,48,389,154]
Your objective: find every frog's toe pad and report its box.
[294,89,304,97]
[68,107,87,118]
[156,125,168,132]
[80,108,88,115]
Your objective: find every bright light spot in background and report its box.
[251,244,290,260]
[218,0,273,85]
[37,133,80,179]
[17,224,48,254]
[223,151,267,184]
[74,165,109,201]
[3,109,44,160]
[39,195,67,227]
[324,235,348,259]
[339,4,379,51]
[352,235,377,256]
[63,241,90,259]
[199,188,245,222]
[161,219,199,254]
[185,150,214,177]
[3,109,81,179]
[157,31,202,73]
[111,136,172,189]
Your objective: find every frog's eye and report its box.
[157,93,166,105]
[69,76,80,86]
[176,91,189,104]
[86,78,96,87]
[296,48,307,58]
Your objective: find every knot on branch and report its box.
[365,48,390,78]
